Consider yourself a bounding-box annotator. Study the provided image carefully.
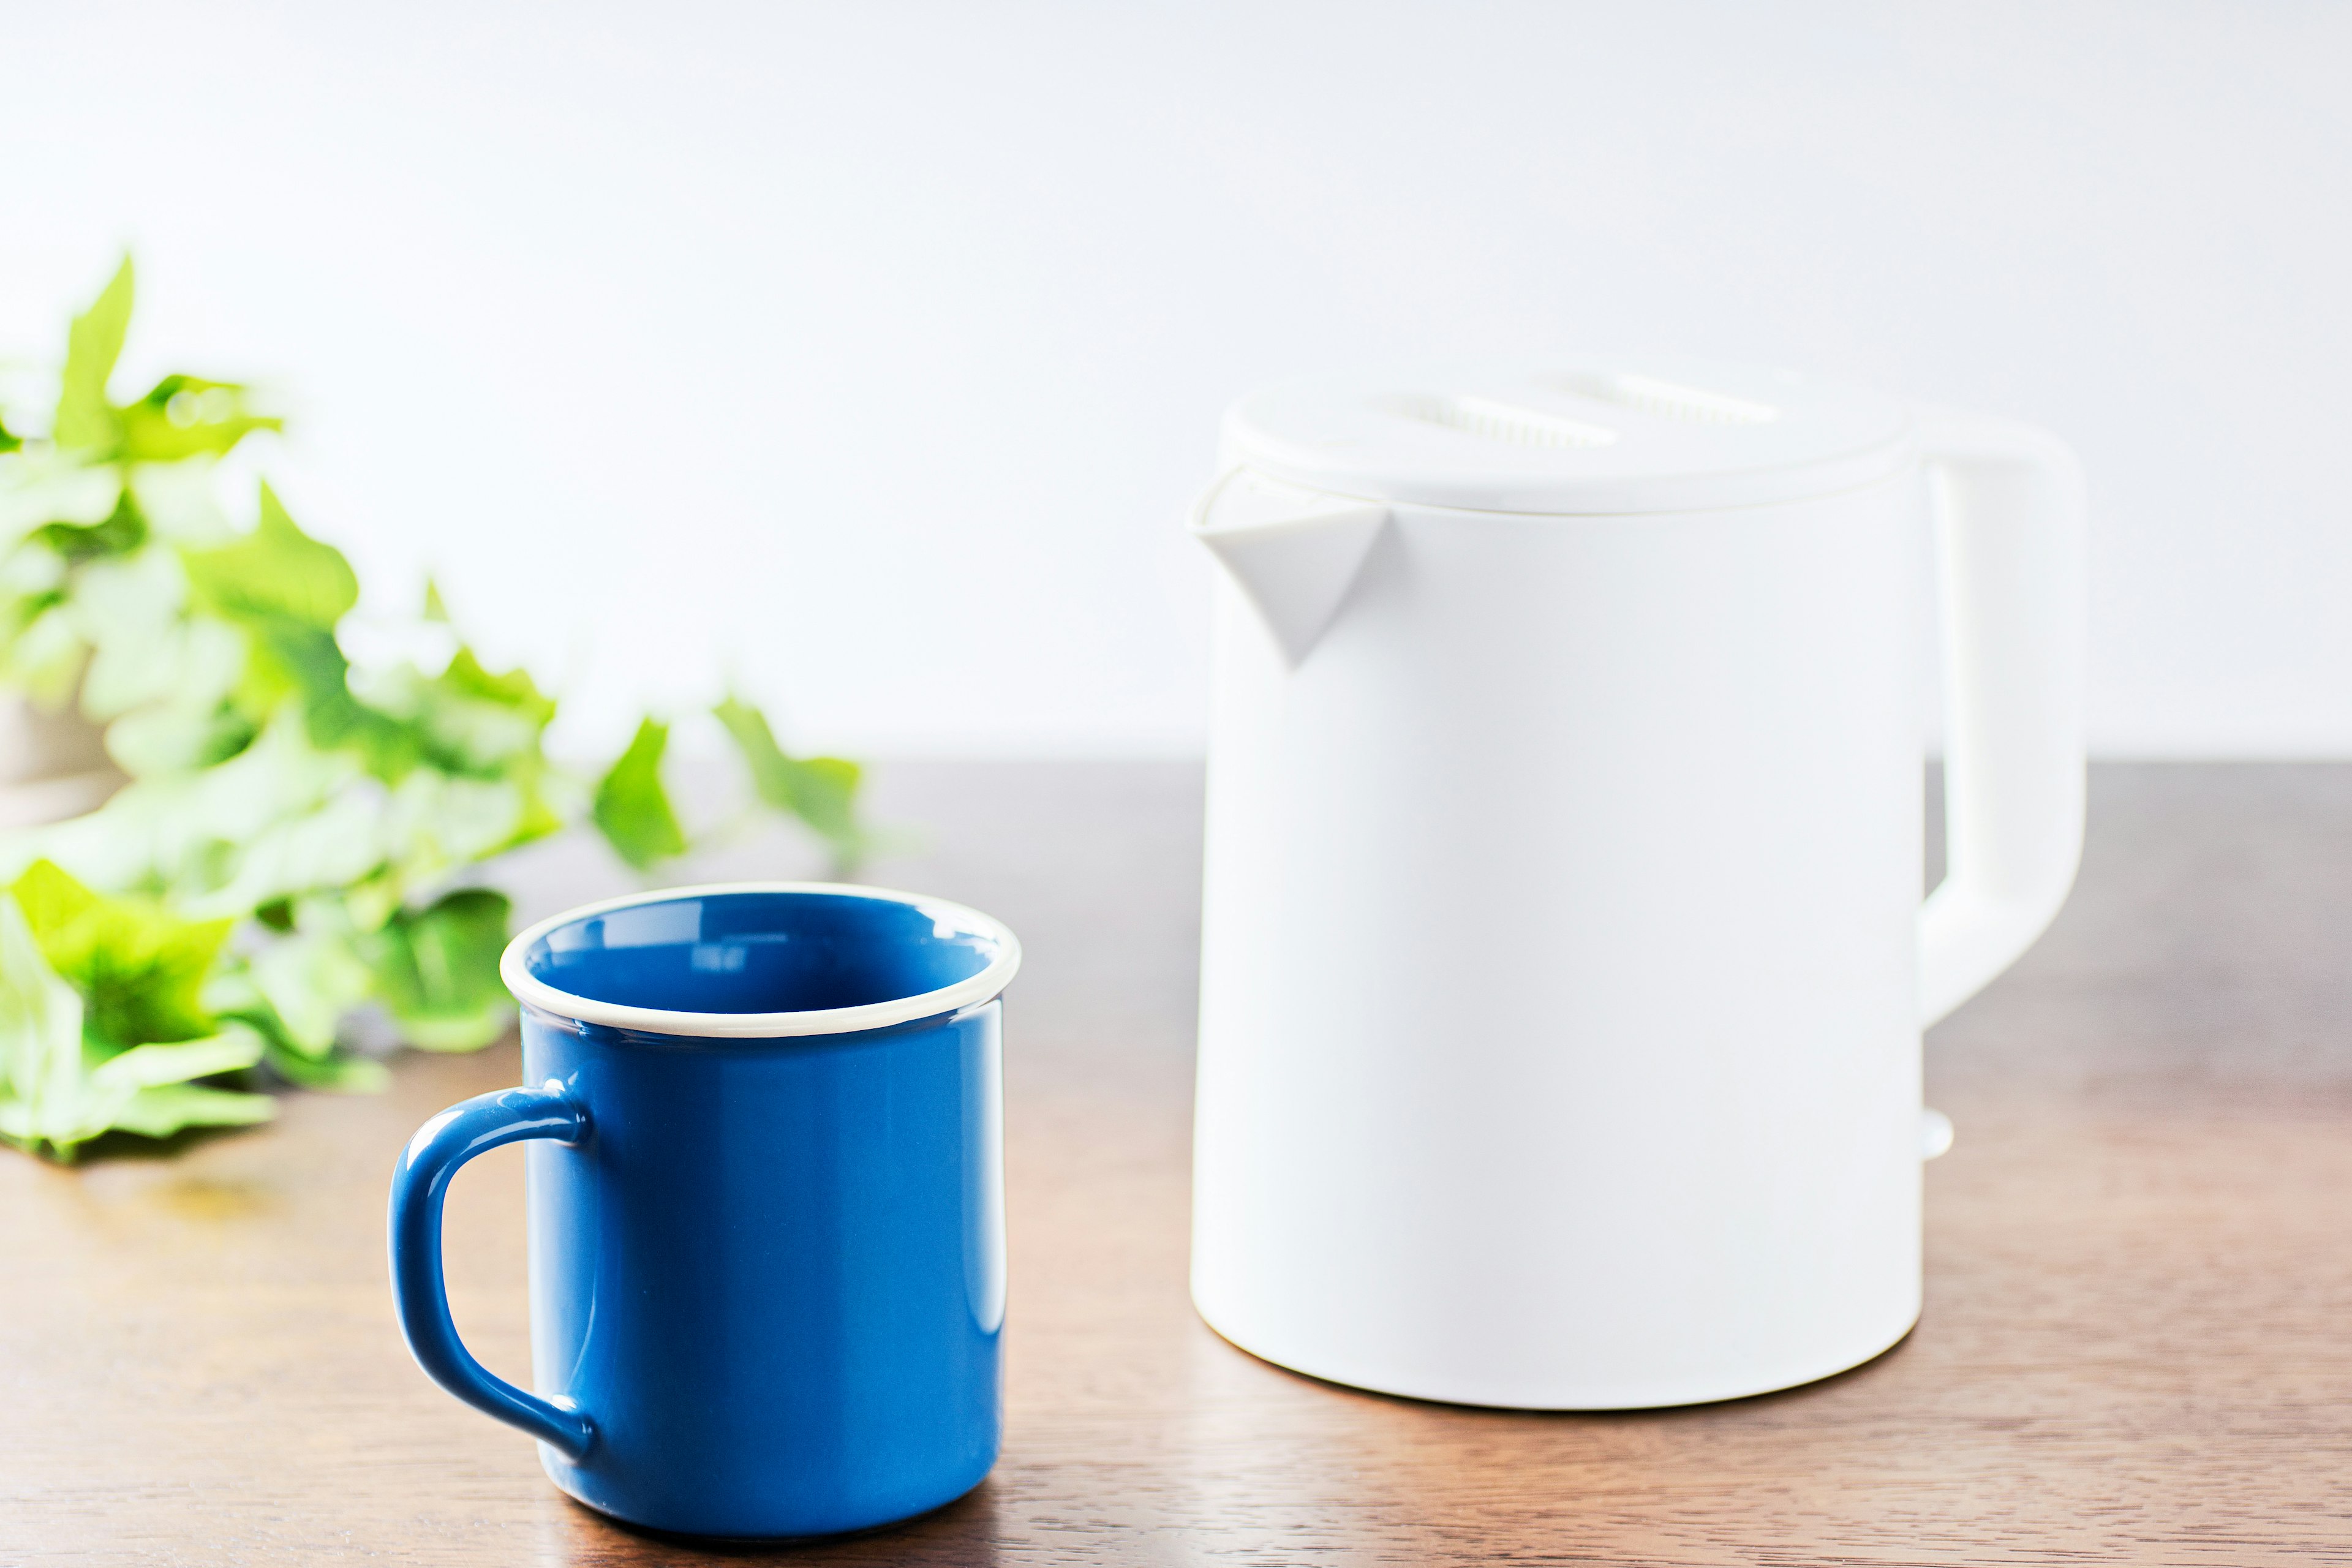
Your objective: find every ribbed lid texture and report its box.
[1220,356,1913,515]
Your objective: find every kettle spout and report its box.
[1189,470,1389,666]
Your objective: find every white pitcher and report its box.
[1187,357,2084,1408]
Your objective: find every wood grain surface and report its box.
[2,762,2348,1566]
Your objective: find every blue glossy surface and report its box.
[388,1085,595,1457]
[389,889,1008,1540]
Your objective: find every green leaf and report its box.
[0,601,87,707]
[0,900,266,1157]
[257,1036,390,1093]
[31,486,149,565]
[421,577,450,622]
[790,758,863,855]
[438,647,556,729]
[592,718,685,870]
[102,696,257,778]
[182,483,357,631]
[10,859,232,1046]
[107,1083,275,1138]
[714,694,865,869]
[124,460,240,548]
[510,777,567,848]
[0,412,21,454]
[301,668,431,779]
[0,888,92,1157]
[364,888,513,1051]
[76,541,219,725]
[248,923,374,1057]
[88,1024,265,1091]
[181,488,435,778]
[23,709,353,912]
[209,989,391,1091]
[361,646,557,781]
[374,772,536,892]
[257,622,427,777]
[0,447,119,541]
[118,374,282,464]
[53,257,133,456]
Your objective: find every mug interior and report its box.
[519,889,1002,1017]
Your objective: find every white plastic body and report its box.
[1190,417,2084,1409]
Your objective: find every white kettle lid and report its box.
[1221,356,1913,515]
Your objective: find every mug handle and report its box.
[388,1084,596,1460]
[1915,409,2090,1027]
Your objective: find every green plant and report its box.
[0,258,864,1159]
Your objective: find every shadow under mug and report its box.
[388,882,1022,1539]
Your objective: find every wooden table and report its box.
[5,762,2348,1565]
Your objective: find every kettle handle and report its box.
[1915,409,2089,1027]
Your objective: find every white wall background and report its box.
[3,1,2347,759]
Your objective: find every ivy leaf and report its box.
[0,254,873,1143]
[125,459,240,547]
[295,635,428,776]
[9,859,232,1046]
[31,710,372,917]
[89,1025,264,1091]
[0,894,268,1159]
[76,541,216,725]
[592,718,685,870]
[183,486,431,777]
[714,694,865,870]
[0,886,92,1156]
[502,771,567,858]
[105,1082,276,1139]
[31,485,149,567]
[182,482,357,631]
[203,970,392,1092]
[438,647,556,729]
[1,600,87,708]
[118,374,281,464]
[53,256,133,456]
[380,647,557,780]
[101,691,256,780]
[248,923,374,1057]
[255,1037,390,1093]
[364,888,513,1051]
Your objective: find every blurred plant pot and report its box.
[0,697,122,831]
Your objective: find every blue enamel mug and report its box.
[388,882,1020,1539]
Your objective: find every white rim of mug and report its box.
[499,881,1023,1039]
